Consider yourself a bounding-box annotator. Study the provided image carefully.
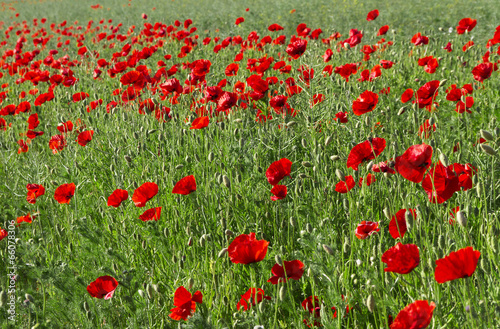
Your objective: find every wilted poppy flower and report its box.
[172,175,197,195]
[228,232,269,264]
[267,260,304,284]
[17,213,34,225]
[77,130,94,147]
[390,300,435,329]
[190,116,209,129]
[266,158,292,185]
[347,137,386,170]
[382,242,420,274]
[355,221,380,239]
[237,288,271,311]
[132,182,158,207]
[169,286,203,321]
[434,246,480,283]
[366,9,379,21]
[54,183,76,204]
[26,184,45,204]
[395,144,433,183]
[87,276,119,299]
[411,32,429,46]
[270,185,287,201]
[335,175,356,193]
[49,135,67,154]
[471,63,493,83]
[107,189,129,207]
[139,207,162,221]
[421,162,460,204]
[352,90,379,116]
[457,18,477,34]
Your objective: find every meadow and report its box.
[0,0,500,328]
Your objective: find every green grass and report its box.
[0,0,500,328]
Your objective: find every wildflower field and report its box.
[1,0,500,328]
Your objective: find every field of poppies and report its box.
[1,0,500,328]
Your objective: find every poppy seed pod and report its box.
[456,211,467,227]
[480,144,497,156]
[323,244,334,255]
[366,295,376,312]
[480,129,494,141]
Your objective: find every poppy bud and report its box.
[185,155,191,163]
[366,161,374,171]
[218,248,228,258]
[275,255,283,266]
[187,237,193,246]
[323,244,334,255]
[302,161,312,168]
[225,229,234,236]
[286,121,297,128]
[301,138,307,148]
[298,173,308,179]
[279,286,286,301]
[456,211,467,227]
[306,223,312,233]
[138,290,145,298]
[414,78,420,82]
[199,235,205,246]
[439,153,449,167]
[187,278,194,290]
[366,294,376,312]
[83,301,90,312]
[0,291,7,307]
[480,144,497,156]
[343,199,349,210]
[480,129,494,141]
[439,79,448,87]
[142,240,147,250]
[289,217,296,227]
[438,235,445,250]
[125,155,132,163]
[163,227,169,238]
[208,152,214,162]
[330,155,340,161]
[335,169,345,181]
[364,116,370,126]
[307,267,313,277]
[428,116,436,126]
[325,136,333,147]
[86,311,92,320]
[480,257,488,272]
[383,207,392,220]
[175,164,184,170]
[51,180,58,186]
[405,210,414,231]
[233,128,239,135]
[222,175,231,188]
[343,43,351,49]
[146,284,154,299]
[239,138,244,148]
[234,118,242,123]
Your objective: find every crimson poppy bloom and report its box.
[335,175,356,193]
[347,137,386,170]
[434,246,480,283]
[388,209,416,239]
[286,36,307,59]
[416,80,440,109]
[395,144,433,183]
[267,260,304,284]
[228,232,269,264]
[455,96,474,114]
[366,9,379,21]
[359,173,376,187]
[355,221,380,239]
[0,229,7,241]
[266,158,292,186]
[302,296,339,327]
[139,207,162,221]
[401,89,414,103]
[225,63,239,76]
[352,90,379,116]
[54,183,76,204]
[27,113,39,129]
[418,119,436,138]
[73,92,89,102]
[334,63,359,82]
[237,288,271,311]
[451,163,476,191]
[471,63,493,83]
[390,300,435,329]
[378,25,389,36]
[444,42,453,52]
[169,286,203,321]
[270,185,287,201]
[190,116,209,129]
[26,184,45,204]
[418,56,439,74]
[49,135,67,154]
[172,175,197,195]
[411,32,429,46]
[77,130,94,147]
[457,18,477,34]
[382,242,420,274]
[335,111,348,123]
[421,162,460,204]
[17,140,29,154]
[17,213,34,225]
[87,276,119,299]
[57,121,73,133]
[132,182,158,207]
[107,189,129,207]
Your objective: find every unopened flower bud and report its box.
[275,255,283,267]
[335,169,345,181]
[302,161,313,168]
[323,244,334,255]
[456,211,467,227]
[222,175,231,188]
[218,248,228,258]
[366,295,376,313]
[480,129,494,141]
[480,144,496,155]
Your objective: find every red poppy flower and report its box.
[266,158,292,186]
[270,185,287,201]
[457,18,477,34]
[347,137,386,170]
[388,209,416,239]
[395,144,433,183]
[267,260,304,284]
[172,175,197,195]
[302,296,339,327]
[334,63,359,82]
[216,91,238,112]
[190,116,209,130]
[416,80,439,109]
[0,229,7,241]
[73,92,89,102]
[411,32,429,46]
[169,286,203,321]
[462,40,474,52]
[359,173,376,187]
[228,232,269,264]
[471,62,493,83]
[0,118,8,131]
[57,121,73,133]
[378,25,389,36]
[26,184,45,204]
[382,242,420,274]
[335,111,348,123]
[132,182,158,207]
[335,175,356,193]
[17,140,29,154]
[342,28,363,47]
[139,207,162,221]
[49,135,67,154]
[418,119,436,138]
[418,56,439,74]
[54,183,76,204]
[107,189,129,207]
[451,163,476,191]
[455,96,474,114]
[400,88,414,103]
[434,246,480,283]
[17,213,34,225]
[27,113,39,129]
[390,300,435,329]
[237,288,271,311]
[87,276,119,300]
[286,36,307,59]
[372,160,396,174]
[77,130,94,147]
[366,9,379,21]
[355,221,380,239]
[444,42,453,52]
[421,162,460,204]
[352,90,379,116]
